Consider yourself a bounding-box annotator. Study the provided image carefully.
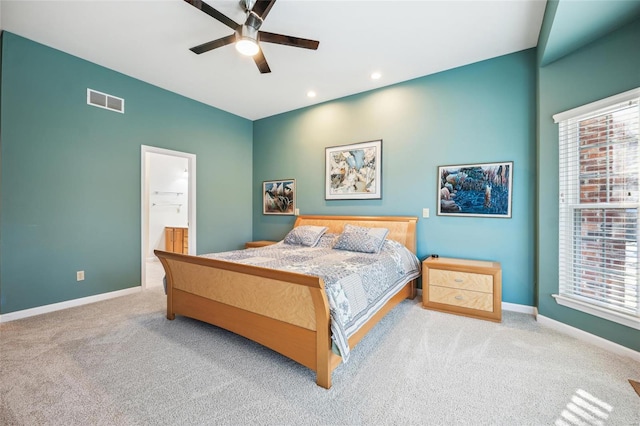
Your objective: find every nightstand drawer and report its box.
[422,256,502,322]
[429,269,492,293]
[428,286,493,312]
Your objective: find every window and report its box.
[554,88,640,330]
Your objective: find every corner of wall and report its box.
[536,0,559,67]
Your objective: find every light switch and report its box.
[422,208,430,218]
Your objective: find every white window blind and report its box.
[554,88,640,330]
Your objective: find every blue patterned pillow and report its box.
[283,225,328,247]
[316,233,339,248]
[334,224,389,254]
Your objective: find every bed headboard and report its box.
[293,215,418,254]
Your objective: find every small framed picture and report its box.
[263,179,295,215]
[325,139,382,200]
[437,161,513,218]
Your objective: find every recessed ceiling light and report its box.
[307,91,317,98]
[371,72,382,80]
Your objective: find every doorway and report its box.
[141,145,196,289]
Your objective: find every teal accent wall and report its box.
[537,18,640,351]
[0,32,253,314]
[540,0,640,66]
[253,49,537,306]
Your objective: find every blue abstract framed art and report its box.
[437,161,513,218]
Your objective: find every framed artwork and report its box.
[263,179,295,215]
[437,161,513,218]
[325,139,382,200]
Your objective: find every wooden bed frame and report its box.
[154,215,418,388]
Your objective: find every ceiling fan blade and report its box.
[253,49,271,74]
[184,0,239,31]
[259,31,319,50]
[251,0,277,20]
[190,34,237,54]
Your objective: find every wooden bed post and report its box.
[158,257,176,320]
[309,279,333,389]
[409,278,417,299]
[316,340,332,389]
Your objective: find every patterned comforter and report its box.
[200,234,421,362]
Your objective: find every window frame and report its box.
[553,87,640,331]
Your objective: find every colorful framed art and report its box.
[325,139,382,200]
[437,161,513,218]
[263,179,295,215]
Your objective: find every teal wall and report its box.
[253,49,537,306]
[540,0,640,66]
[537,18,640,351]
[0,32,253,314]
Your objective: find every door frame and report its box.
[141,145,196,289]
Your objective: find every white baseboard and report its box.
[0,287,141,323]
[536,314,640,363]
[502,302,535,314]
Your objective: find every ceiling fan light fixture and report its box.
[236,38,260,56]
[236,24,260,56]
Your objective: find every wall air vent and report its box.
[87,89,125,114]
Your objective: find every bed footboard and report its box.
[155,249,337,388]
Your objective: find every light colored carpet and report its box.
[1,287,639,425]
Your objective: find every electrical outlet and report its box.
[422,208,430,218]
[76,271,85,281]
[295,208,300,216]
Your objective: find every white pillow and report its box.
[283,225,328,247]
[333,224,389,253]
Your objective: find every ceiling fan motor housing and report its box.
[239,24,259,41]
[245,11,264,31]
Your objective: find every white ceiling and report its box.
[1,0,547,120]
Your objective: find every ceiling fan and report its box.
[184,0,320,74]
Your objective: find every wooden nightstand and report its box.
[245,240,277,249]
[422,257,502,322]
